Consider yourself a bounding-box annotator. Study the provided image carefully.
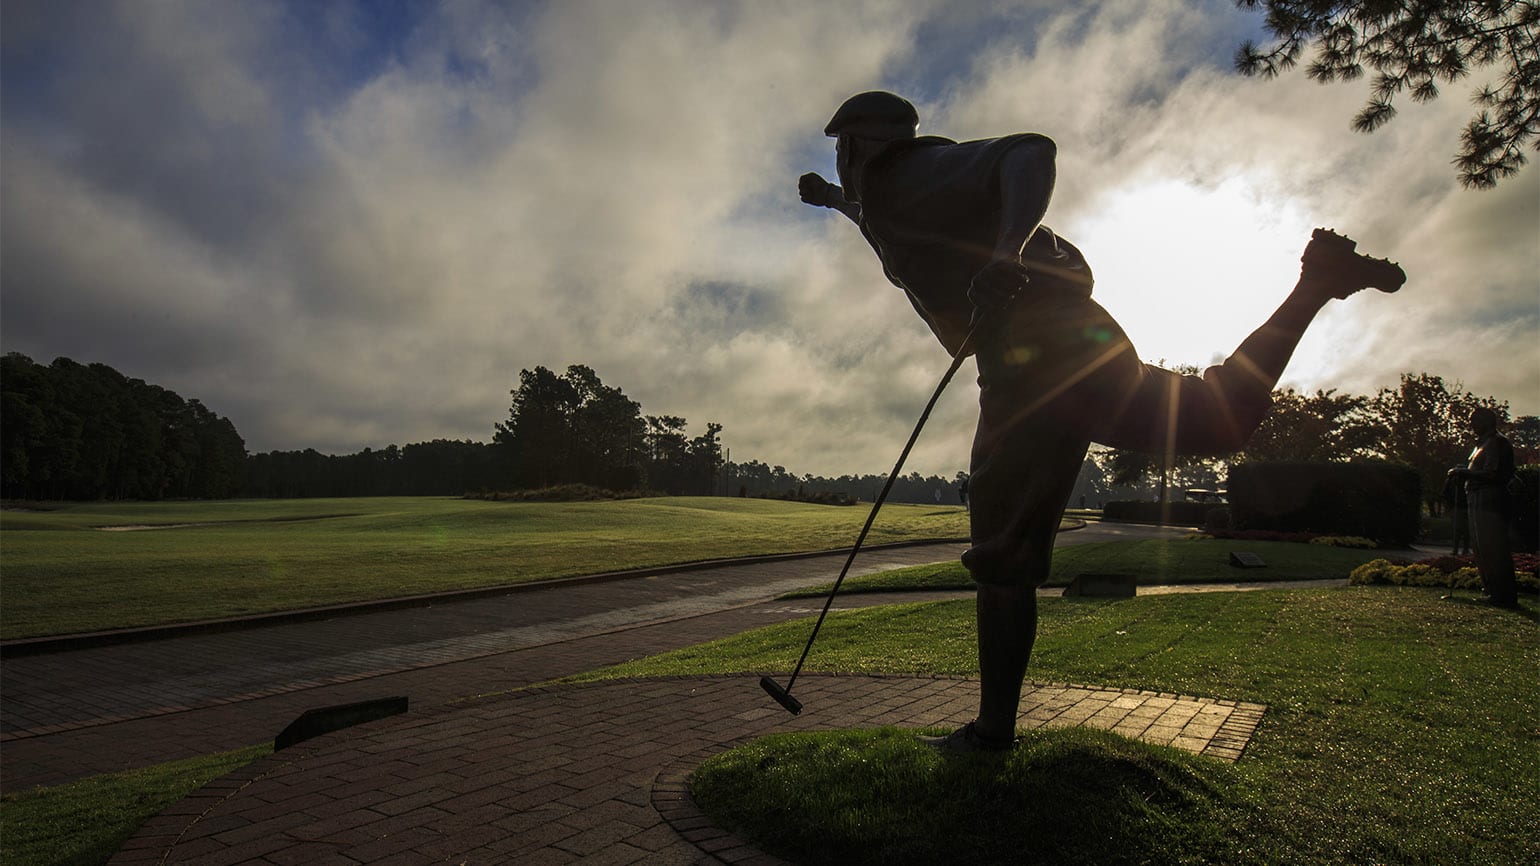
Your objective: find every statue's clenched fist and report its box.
[799,172,834,208]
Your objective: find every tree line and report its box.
[1,354,247,500]
[727,461,968,506]
[4,353,1534,506]
[246,364,726,499]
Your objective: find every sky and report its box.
[3,0,1537,479]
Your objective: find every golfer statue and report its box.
[801,91,1405,752]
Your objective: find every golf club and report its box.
[761,320,982,715]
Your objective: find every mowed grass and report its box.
[573,587,1539,865]
[694,727,1249,866]
[784,537,1394,597]
[0,497,968,639]
[0,744,270,866]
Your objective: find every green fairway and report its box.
[576,586,1539,865]
[784,537,1397,597]
[0,497,968,639]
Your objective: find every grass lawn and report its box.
[0,496,968,639]
[0,745,270,866]
[695,726,1248,865]
[783,537,1397,597]
[573,586,1539,865]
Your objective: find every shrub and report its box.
[1229,461,1421,546]
[1349,555,1538,591]
[1449,567,1483,588]
[1309,535,1378,549]
[465,485,658,502]
[758,490,857,506]
[1420,552,1540,576]
[1348,558,1403,586]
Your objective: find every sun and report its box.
[1066,175,1315,372]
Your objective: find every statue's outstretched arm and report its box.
[799,172,862,223]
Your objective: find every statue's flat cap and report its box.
[825,91,918,140]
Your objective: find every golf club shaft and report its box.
[781,322,981,694]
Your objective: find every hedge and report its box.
[1228,461,1421,547]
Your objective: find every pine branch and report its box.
[1237,0,1540,188]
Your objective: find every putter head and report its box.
[760,676,803,715]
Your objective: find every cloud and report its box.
[2,0,1535,479]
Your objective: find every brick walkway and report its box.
[107,674,1265,865]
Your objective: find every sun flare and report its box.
[1067,176,1314,372]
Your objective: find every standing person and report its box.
[1448,408,1519,607]
[800,91,1407,751]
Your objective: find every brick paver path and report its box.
[107,674,1265,865]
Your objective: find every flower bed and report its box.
[1191,529,1377,548]
[1349,553,1540,592]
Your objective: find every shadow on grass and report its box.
[1438,594,1540,624]
[690,726,1256,866]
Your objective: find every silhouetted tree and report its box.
[643,412,726,493]
[494,366,578,489]
[1370,372,1506,512]
[1509,414,1540,463]
[1236,0,1540,188]
[492,364,651,491]
[1238,388,1380,462]
[643,415,692,493]
[565,365,646,490]
[683,422,725,495]
[1,354,53,496]
[0,353,245,500]
[1100,449,1226,504]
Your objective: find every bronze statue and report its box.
[1447,408,1519,607]
[802,91,1407,752]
